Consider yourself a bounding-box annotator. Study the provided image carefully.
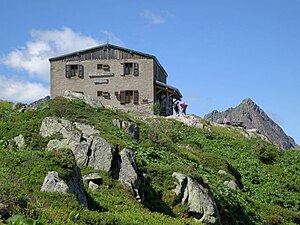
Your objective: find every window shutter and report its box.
[133,90,139,104]
[65,65,71,78]
[133,63,139,76]
[78,65,84,79]
[120,91,126,104]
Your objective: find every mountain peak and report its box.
[204,99,298,149]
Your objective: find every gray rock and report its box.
[12,102,27,110]
[172,172,221,225]
[204,98,298,149]
[41,171,69,193]
[125,123,139,141]
[29,96,50,109]
[83,173,102,191]
[40,117,82,142]
[224,180,239,190]
[63,90,104,109]
[41,168,88,207]
[89,136,116,172]
[13,134,25,149]
[112,119,139,141]
[119,148,144,202]
[74,122,100,138]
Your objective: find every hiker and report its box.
[173,101,180,116]
[180,102,188,116]
[223,117,230,125]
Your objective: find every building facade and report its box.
[49,44,182,115]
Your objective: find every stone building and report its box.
[49,44,182,115]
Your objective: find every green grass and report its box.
[0,97,299,224]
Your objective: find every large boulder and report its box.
[119,148,144,202]
[63,90,104,109]
[40,117,145,202]
[88,136,117,172]
[40,117,82,142]
[41,167,88,207]
[172,172,221,225]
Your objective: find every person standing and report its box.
[173,101,180,116]
[180,102,188,116]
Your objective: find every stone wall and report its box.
[50,58,158,115]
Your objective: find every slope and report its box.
[204,98,298,149]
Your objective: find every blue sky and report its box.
[0,0,299,144]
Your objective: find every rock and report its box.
[125,123,139,141]
[172,172,221,225]
[112,119,139,141]
[204,98,298,149]
[12,102,27,110]
[0,203,10,222]
[224,180,239,190]
[74,122,100,138]
[166,114,205,129]
[63,90,104,109]
[13,134,25,149]
[41,171,69,193]
[40,117,82,142]
[29,96,50,109]
[119,148,144,202]
[83,173,102,191]
[217,170,228,175]
[41,168,88,207]
[40,117,117,172]
[88,136,117,172]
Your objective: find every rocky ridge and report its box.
[204,98,298,149]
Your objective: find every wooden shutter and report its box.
[78,65,84,79]
[133,63,139,76]
[120,91,126,104]
[133,90,139,104]
[65,65,71,78]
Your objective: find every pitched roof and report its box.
[49,43,168,77]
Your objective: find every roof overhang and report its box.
[155,81,183,100]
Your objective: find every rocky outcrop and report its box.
[204,98,298,149]
[119,148,144,202]
[29,96,50,109]
[112,119,139,141]
[172,172,221,225]
[83,173,102,191]
[41,167,88,207]
[40,117,117,171]
[166,115,205,129]
[40,117,144,202]
[63,90,104,109]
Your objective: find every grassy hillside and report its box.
[0,98,299,225]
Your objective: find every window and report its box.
[120,90,139,104]
[97,64,110,71]
[122,63,139,76]
[97,91,103,97]
[66,64,84,79]
[97,91,110,99]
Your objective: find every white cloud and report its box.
[0,75,49,103]
[142,10,165,24]
[1,27,125,81]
